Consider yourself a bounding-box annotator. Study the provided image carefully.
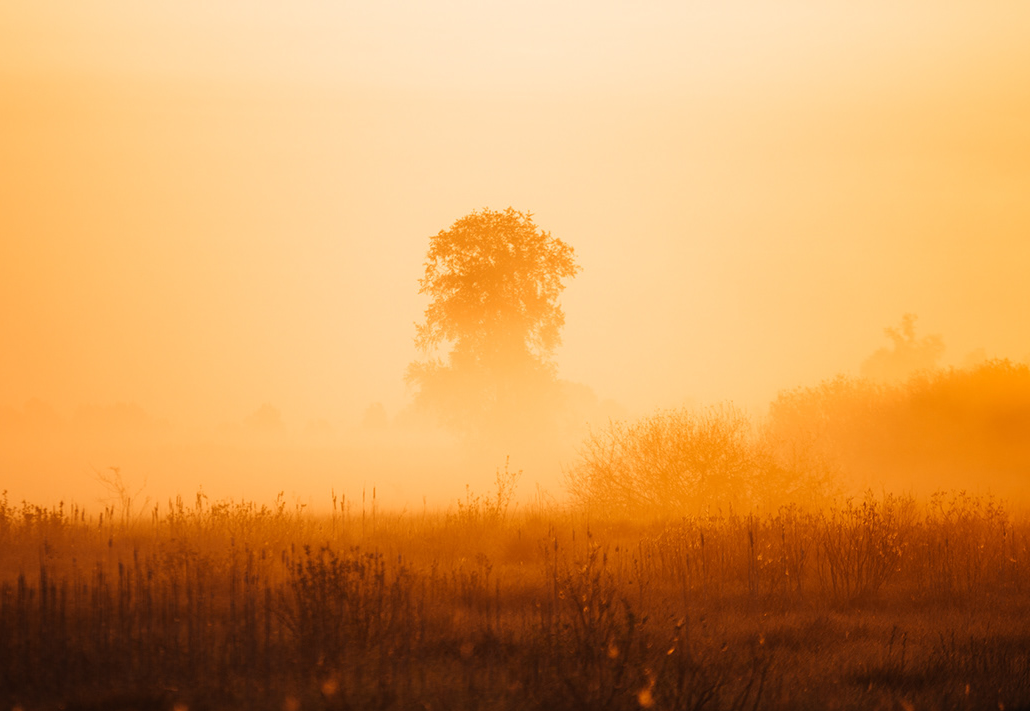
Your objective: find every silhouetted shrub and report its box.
[566,404,759,516]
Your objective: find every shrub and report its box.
[565,404,757,517]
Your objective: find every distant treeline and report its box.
[567,359,1030,515]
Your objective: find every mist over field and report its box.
[2,1,1029,511]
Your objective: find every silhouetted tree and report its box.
[860,314,944,382]
[406,208,579,432]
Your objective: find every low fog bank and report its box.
[0,392,618,514]
[4,319,1028,515]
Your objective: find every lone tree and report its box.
[860,314,944,383]
[407,207,579,432]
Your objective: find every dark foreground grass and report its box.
[0,491,1028,710]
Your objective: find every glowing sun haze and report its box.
[2,1,1029,505]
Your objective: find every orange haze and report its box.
[2,2,1029,509]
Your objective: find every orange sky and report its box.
[2,1,1029,506]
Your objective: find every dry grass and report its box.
[0,489,1028,710]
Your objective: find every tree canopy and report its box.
[407,208,579,431]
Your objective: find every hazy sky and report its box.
[2,2,1029,503]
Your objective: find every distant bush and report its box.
[566,404,763,516]
[565,403,843,517]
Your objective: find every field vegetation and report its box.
[1,484,1028,711]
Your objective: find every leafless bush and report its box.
[566,404,758,517]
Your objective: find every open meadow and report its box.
[2,488,1028,711]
